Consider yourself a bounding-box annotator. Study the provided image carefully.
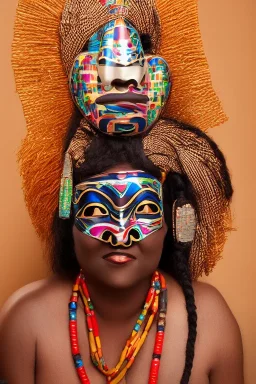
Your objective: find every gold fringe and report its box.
[143,119,232,280]
[156,0,228,130]
[67,119,97,169]
[13,0,74,241]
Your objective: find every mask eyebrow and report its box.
[74,187,160,210]
[76,170,147,186]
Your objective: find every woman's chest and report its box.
[35,308,210,384]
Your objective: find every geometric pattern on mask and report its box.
[60,0,227,130]
[73,171,163,246]
[99,0,130,16]
[70,19,171,135]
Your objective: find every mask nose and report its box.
[97,18,146,88]
[97,65,145,89]
[111,78,138,91]
[102,228,141,247]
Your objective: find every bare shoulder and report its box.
[0,276,73,382]
[164,275,240,327]
[192,281,240,332]
[163,276,241,334]
[163,276,244,383]
[1,279,48,320]
[0,275,71,324]
[0,276,70,342]
[193,281,244,382]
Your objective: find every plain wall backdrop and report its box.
[0,0,255,382]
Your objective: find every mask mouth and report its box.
[95,92,149,105]
[108,122,140,134]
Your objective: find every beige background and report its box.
[0,0,255,382]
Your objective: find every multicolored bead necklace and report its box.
[69,270,167,384]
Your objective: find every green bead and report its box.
[134,323,140,332]
[59,178,72,218]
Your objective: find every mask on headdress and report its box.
[13,0,232,279]
[70,19,171,135]
[73,171,163,246]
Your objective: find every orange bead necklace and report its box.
[69,270,167,384]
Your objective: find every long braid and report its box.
[160,172,198,383]
[160,236,197,383]
[172,245,197,383]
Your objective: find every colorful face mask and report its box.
[73,171,163,247]
[70,18,171,136]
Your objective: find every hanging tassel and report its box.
[172,199,197,244]
[59,152,73,219]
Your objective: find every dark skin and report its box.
[0,165,244,383]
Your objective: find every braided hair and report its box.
[160,172,198,383]
[51,109,232,383]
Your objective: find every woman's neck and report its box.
[81,274,153,323]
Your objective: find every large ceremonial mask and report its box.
[73,171,163,246]
[70,17,171,135]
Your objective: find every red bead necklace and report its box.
[69,270,167,384]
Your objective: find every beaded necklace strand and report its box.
[69,270,167,384]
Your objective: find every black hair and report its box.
[160,173,198,384]
[51,109,232,383]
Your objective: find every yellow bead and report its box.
[95,336,101,349]
[95,352,100,364]
[126,356,135,369]
[110,367,128,384]
[133,332,148,358]
[89,332,97,353]
[116,345,128,369]
[79,288,88,306]
[145,314,155,332]
[130,332,140,346]
[152,295,159,313]
[98,348,103,358]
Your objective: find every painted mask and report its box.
[73,171,163,247]
[69,18,171,136]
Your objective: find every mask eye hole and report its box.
[136,202,159,215]
[80,204,108,218]
[81,41,89,52]
[140,33,152,53]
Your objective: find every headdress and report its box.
[12,0,231,279]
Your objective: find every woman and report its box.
[0,0,244,382]
[0,124,243,383]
